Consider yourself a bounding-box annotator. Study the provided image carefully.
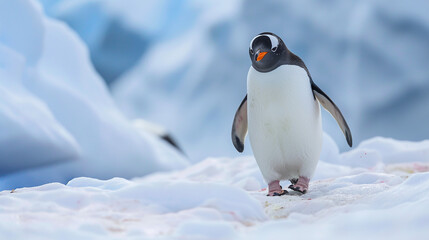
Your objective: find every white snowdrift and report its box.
[0,136,428,239]
[0,0,188,190]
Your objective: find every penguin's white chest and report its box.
[247,65,323,182]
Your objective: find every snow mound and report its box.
[0,136,428,239]
[0,0,188,190]
[0,177,265,239]
[339,137,429,168]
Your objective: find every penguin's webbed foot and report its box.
[266,189,288,196]
[289,176,310,194]
[267,180,288,197]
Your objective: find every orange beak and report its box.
[256,52,268,61]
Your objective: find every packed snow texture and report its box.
[1,136,429,239]
[0,0,188,190]
[38,0,429,161]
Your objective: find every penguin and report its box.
[133,119,184,154]
[231,32,352,196]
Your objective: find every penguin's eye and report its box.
[249,48,254,54]
[271,46,278,52]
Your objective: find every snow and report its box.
[37,0,429,162]
[1,136,428,239]
[0,0,188,189]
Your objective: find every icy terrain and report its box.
[38,0,429,161]
[0,0,188,190]
[1,1,428,238]
[1,136,428,239]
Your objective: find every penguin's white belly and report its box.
[247,65,323,182]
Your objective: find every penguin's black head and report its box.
[249,32,287,72]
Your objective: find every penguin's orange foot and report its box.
[289,176,310,194]
[267,180,288,196]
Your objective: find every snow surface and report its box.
[38,0,429,162]
[0,0,188,189]
[1,136,428,239]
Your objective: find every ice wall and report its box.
[38,0,429,161]
[0,0,188,190]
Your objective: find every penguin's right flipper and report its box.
[231,95,248,152]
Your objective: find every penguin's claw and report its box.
[266,190,288,197]
[288,185,307,194]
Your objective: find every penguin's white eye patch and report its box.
[250,34,279,51]
[265,34,279,51]
[249,36,258,49]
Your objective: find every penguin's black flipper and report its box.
[311,80,353,147]
[231,95,248,152]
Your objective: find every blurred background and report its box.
[40,0,429,160]
[1,0,429,188]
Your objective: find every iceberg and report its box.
[0,0,188,190]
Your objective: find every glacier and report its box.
[0,0,188,190]
[37,0,429,162]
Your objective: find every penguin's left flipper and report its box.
[231,95,248,152]
[311,80,353,147]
